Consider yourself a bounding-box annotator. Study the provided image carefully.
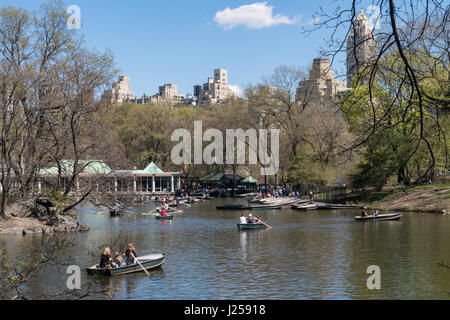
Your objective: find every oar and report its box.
[131,253,150,276]
[257,218,272,229]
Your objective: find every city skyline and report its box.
[3,0,382,97]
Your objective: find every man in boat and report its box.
[100,247,112,269]
[160,208,167,216]
[247,214,255,224]
[124,244,137,265]
[112,201,120,211]
[239,214,247,224]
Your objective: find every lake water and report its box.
[1,198,449,299]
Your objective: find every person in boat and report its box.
[124,244,137,265]
[255,216,262,224]
[112,252,126,268]
[247,214,255,224]
[160,208,167,216]
[240,214,247,224]
[100,247,112,269]
[361,207,369,217]
[112,201,120,211]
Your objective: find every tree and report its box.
[308,0,449,182]
[0,0,115,218]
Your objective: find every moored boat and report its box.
[292,203,317,210]
[320,203,358,209]
[355,213,403,221]
[237,223,267,230]
[86,253,165,276]
[249,204,282,210]
[216,203,250,210]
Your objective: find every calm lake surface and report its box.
[1,198,449,300]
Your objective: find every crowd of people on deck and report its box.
[99,243,138,269]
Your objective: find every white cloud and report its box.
[307,17,320,25]
[214,2,300,30]
[229,84,244,97]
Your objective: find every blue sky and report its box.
[1,1,377,96]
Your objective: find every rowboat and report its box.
[109,209,122,216]
[155,213,173,220]
[249,204,282,210]
[237,223,267,230]
[292,203,317,210]
[355,213,403,221]
[317,203,357,209]
[216,204,250,210]
[152,207,182,214]
[86,253,165,276]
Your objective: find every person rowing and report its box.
[124,243,137,265]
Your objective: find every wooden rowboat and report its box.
[216,204,250,210]
[249,204,282,210]
[292,204,317,210]
[155,213,173,220]
[109,209,122,216]
[355,213,403,221]
[237,223,267,230]
[86,253,165,276]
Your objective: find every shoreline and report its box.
[347,184,450,214]
[0,216,89,235]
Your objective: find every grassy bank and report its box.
[346,183,450,213]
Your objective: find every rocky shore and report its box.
[348,184,450,214]
[0,197,89,235]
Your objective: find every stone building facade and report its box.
[194,68,234,105]
[295,58,346,105]
[101,76,135,104]
[346,9,378,87]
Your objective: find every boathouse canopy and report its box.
[38,160,182,194]
[241,176,258,184]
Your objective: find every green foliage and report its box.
[340,50,449,187]
[41,189,73,208]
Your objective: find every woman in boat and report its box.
[124,243,137,265]
[160,208,167,216]
[247,214,255,224]
[112,252,126,268]
[239,214,247,224]
[361,207,369,217]
[100,247,112,269]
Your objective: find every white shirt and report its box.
[239,216,247,224]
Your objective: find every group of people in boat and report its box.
[239,213,263,224]
[159,202,170,216]
[361,207,379,217]
[99,243,138,269]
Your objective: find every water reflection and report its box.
[0,199,449,299]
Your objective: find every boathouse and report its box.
[38,160,182,194]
